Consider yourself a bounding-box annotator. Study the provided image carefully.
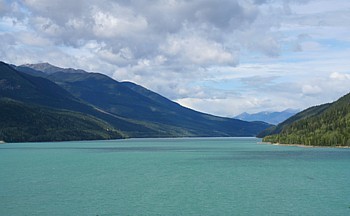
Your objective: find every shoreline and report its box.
[259,141,350,149]
[0,137,256,144]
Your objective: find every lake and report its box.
[1,137,350,215]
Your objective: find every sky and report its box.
[1,0,350,117]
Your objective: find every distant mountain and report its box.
[16,62,271,138]
[260,92,350,146]
[234,109,299,125]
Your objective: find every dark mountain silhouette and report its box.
[1,61,271,142]
[18,63,270,137]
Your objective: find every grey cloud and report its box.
[115,0,260,32]
[192,0,258,30]
[23,0,89,24]
[0,0,8,16]
[0,33,16,45]
[3,0,348,116]
[253,0,269,4]
[1,0,287,69]
[15,1,260,47]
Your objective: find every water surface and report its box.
[1,138,349,215]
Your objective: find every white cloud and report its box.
[330,72,350,81]
[302,84,322,95]
[92,8,148,38]
[161,35,238,66]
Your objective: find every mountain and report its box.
[121,81,271,136]
[0,62,147,141]
[1,62,176,139]
[260,92,350,146]
[0,98,123,142]
[20,63,86,74]
[0,62,125,142]
[16,63,271,138]
[1,61,92,111]
[257,104,330,138]
[234,109,299,125]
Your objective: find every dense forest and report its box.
[0,99,124,142]
[262,93,350,146]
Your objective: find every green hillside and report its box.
[262,92,350,146]
[257,103,330,137]
[0,62,160,141]
[1,62,101,112]
[0,98,124,142]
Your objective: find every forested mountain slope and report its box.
[262,93,350,146]
[0,98,123,142]
[0,62,160,141]
[17,63,270,137]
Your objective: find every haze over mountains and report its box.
[0,61,270,142]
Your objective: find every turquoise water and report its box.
[1,138,350,216]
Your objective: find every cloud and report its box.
[161,35,238,66]
[0,0,8,16]
[302,84,322,95]
[1,0,350,117]
[91,6,148,38]
[330,72,350,81]
[240,75,279,88]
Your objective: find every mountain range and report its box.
[234,109,299,125]
[0,61,270,142]
[260,92,350,146]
